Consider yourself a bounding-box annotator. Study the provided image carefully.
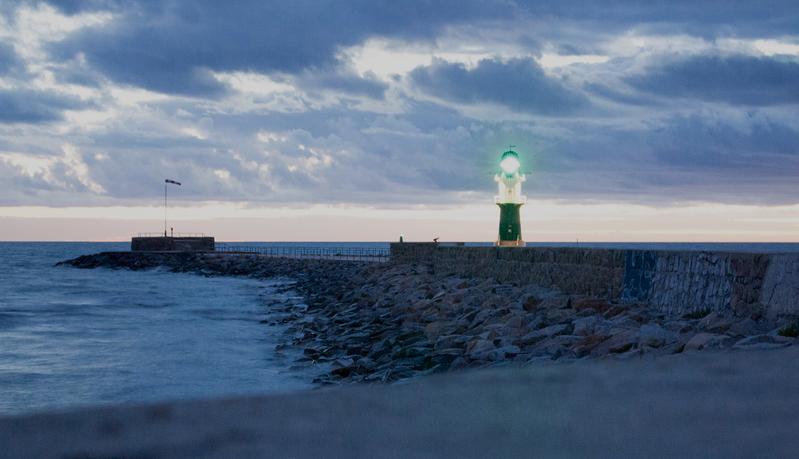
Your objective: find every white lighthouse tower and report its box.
[495,148,526,247]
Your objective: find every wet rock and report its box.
[683,333,727,352]
[639,324,676,348]
[572,334,611,357]
[522,295,540,312]
[466,339,495,357]
[535,335,582,358]
[573,297,610,314]
[449,357,468,370]
[424,321,446,340]
[608,316,639,331]
[698,312,734,333]
[330,358,355,377]
[572,316,599,336]
[733,334,794,350]
[591,330,639,355]
[516,324,570,345]
[355,357,376,371]
[538,296,570,310]
[434,334,467,350]
[664,320,693,334]
[727,318,763,337]
[542,309,576,326]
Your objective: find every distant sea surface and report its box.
[2,241,799,416]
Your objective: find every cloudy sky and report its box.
[1,0,798,241]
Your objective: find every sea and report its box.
[2,241,799,417]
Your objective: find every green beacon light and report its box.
[499,152,521,175]
[494,147,526,247]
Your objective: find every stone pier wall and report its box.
[390,243,798,317]
[131,236,215,252]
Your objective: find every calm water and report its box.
[0,242,331,416]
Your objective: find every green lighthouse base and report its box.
[497,203,525,247]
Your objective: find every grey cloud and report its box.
[0,89,90,124]
[627,54,799,106]
[5,93,799,207]
[647,114,799,168]
[0,43,18,74]
[297,70,388,100]
[525,113,799,205]
[50,0,513,96]
[410,57,589,115]
[514,1,799,38]
[584,82,663,107]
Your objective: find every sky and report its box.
[1,0,798,241]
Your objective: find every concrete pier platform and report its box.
[2,346,798,458]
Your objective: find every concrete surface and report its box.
[2,346,798,458]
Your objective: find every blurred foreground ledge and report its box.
[2,346,798,458]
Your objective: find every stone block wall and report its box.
[131,236,215,252]
[390,243,799,317]
[621,250,770,316]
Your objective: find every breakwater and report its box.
[60,248,798,385]
[391,243,799,318]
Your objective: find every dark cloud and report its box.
[410,57,589,115]
[56,63,104,88]
[647,114,799,169]
[0,43,20,75]
[298,70,387,99]
[50,0,513,96]
[0,89,91,124]
[523,113,799,205]
[42,0,799,100]
[627,54,799,106]
[584,82,662,107]
[513,0,799,38]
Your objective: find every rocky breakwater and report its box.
[60,252,799,386]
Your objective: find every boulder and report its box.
[733,334,794,350]
[424,321,445,340]
[572,316,599,336]
[664,320,693,334]
[495,345,522,358]
[697,311,734,333]
[573,297,611,314]
[639,324,677,348]
[516,324,570,345]
[466,339,495,357]
[522,295,541,312]
[725,318,762,337]
[591,330,639,356]
[434,334,468,350]
[355,357,376,371]
[608,316,640,331]
[572,334,611,357]
[683,333,727,352]
[538,296,570,310]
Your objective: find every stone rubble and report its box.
[60,252,799,385]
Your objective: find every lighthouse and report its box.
[495,148,526,247]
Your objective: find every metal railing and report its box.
[215,245,390,262]
[136,232,207,238]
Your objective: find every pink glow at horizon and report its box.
[2,201,799,242]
